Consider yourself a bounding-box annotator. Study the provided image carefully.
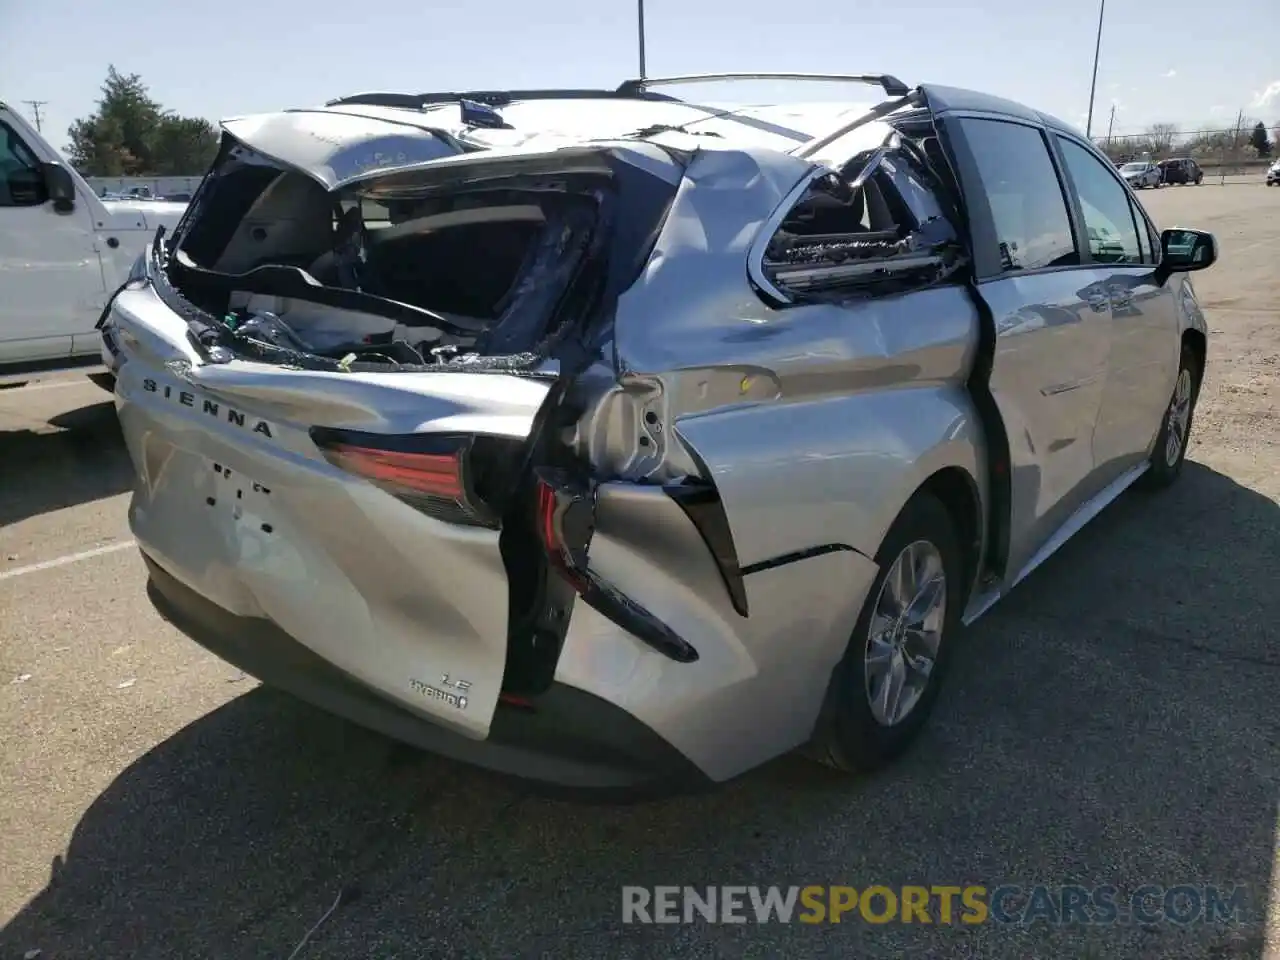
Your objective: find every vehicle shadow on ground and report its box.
[0,462,1275,960]
[0,401,131,528]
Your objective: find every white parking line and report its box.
[0,377,97,393]
[0,541,137,582]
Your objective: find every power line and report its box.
[21,100,48,133]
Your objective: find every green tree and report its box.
[66,66,219,176]
[149,115,220,175]
[1248,121,1272,158]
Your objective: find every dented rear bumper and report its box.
[142,551,708,796]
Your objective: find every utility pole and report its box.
[1085,0,1106,137]
[1105,104,1115,146]
[1223,108,1244,184]
[637,0,647,79]
[21,100,48,133]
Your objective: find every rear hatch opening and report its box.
[149,130,678,377]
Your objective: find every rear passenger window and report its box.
[1056,137,1143,265]
[958,119,1077,272]
[753,137,965,304]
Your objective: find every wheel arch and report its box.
[916,465,984,605]
[855,415,988,609]
[1182,327,1206,386]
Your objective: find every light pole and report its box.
[1085,0,1106,137]
[22,100,47,132]
[637,0,647,79]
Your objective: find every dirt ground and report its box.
[0,181,1277,959]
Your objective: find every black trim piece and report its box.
[960,281,1012,580]
[94,278,133,330]
[740,543,862,577]
[535,469,698,664]
[663,479,749,618]
[934,115,1001,282]
[578,575,699,663]
[1040,128,1094,267]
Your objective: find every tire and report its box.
[1140,344,1201,490]
[807,492,965,773]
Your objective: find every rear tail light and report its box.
[533,468,594,592]
[310,427,498,528]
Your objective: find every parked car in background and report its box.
[100,73,1217,792]
[1267,159,1280,186]
[0,100,187,383]
[1158,158,1203,185]
[1119,160,1162,189]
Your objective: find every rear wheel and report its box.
[1140,344,1200,489]
[808,493,963,773]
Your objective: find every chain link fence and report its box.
[1093,121,1277,183]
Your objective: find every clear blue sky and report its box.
[3,0,1277,153]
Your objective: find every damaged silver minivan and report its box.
[101,74,1218,793]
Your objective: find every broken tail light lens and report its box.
[310,427,498,528]
[533,468,594,591]
[532,468,698,663]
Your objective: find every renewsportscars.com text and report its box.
[621,884,1249,926]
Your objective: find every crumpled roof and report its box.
[220,95,897,191]
[328,97,889,152]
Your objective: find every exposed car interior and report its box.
[760,123,966,300]
[165,154,609,369]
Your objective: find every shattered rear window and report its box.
[159,137,680,373]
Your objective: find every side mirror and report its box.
[1160,228,1218,273]
[41,161,77,213]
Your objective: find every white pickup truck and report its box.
[0,100,188,385]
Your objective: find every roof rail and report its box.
[325,87,683,109]
[617,72,912,99]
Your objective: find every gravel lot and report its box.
[1,182,1277,960]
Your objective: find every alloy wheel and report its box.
[1165,367,1193,467]
[864,540,947,727]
